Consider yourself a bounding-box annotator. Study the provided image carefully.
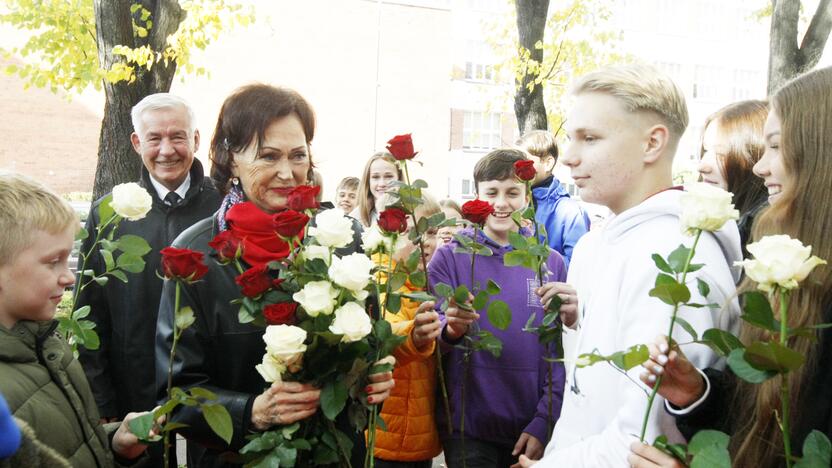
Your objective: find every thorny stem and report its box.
[779,289,793,468]
[639,230,702,442]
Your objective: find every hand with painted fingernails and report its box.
[638,335,706,408]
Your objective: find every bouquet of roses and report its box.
[208,187,402,467]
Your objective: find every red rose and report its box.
[273,210,309,239]
[386,134,417,160]
[377,207,408,234]
[287,186,320,211]
[461,199,495,226]
[160,247,208,282]
[263,302,297,325]
[208,230,242,264]
[514,159,536,182]
[235,265,274,298]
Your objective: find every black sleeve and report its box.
[673,367,734,440]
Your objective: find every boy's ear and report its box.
[643,124,670,165]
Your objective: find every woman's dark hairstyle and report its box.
[210,84,316,194]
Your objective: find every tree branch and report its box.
[798,0,832,70]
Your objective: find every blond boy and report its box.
[526,65,741,466]
[0,173,151,466]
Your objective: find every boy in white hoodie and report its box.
[522,64,741,467]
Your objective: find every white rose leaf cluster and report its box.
[329,302,372,343]
[293,280,339,317]
[736,235,827,292]
[679,183,739,236]
[110,182,152,221]
[309,209,354,249]
[256,325,308,382]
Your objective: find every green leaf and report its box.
[388,272,407,292]
[100,249,115,271]
[189,387,218,401]
[744,340,806,373]
[78,327,100,350]
[321,380,348,421]
[110,270,128,283]
[472,290,489,310]
[796,430,832,468]
[651,254,673,274]
[727,348,776,383]
[741,291,780,332]
[508,231,528,250]
[674,317,698,341]
[116,253,145,273]
[474,243,493,256]
[202,403,233,444]
[475,332,503,358]
[127,412,161,443]
[409,271,426,289]
[75,227,89,242]
[453,285,470,304]
[404,247,421,272]
[653,435,687,462]
[117,234,152,255]
[697,278,711,298]
[72,305,91,320]
[486,300,511,330]
[485,279,501,295]
[688,429,730,454]
[648,273,691,305]
[503,250,527,267]
[700,328,743,357]
[94,276,109,286]
[385,292,401,314]
[401,291,435,303]
[691,444,731,468]
[434,282,453,298]
[609,344,649,371]
[98,196,115,224]
[667,244,692,273]
[175,306,195,330]
[426,211,446,227]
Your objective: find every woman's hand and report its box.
[366,355,396,405]
[444,294,478,340]
[638,335,706,408]
[251,382,321,431]
[412,303,441,350]
[112,411,161,460]
[536,282,578,328]
[628,441,686,468]
[511,432,543,464]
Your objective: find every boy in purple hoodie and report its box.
[428,149,569,467]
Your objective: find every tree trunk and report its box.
[768,0,832,95]
[92,0,184,199]
[514,0,549,135]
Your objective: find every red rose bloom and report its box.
[208,230,242,264]
[287,186,320,211]
[235,265,274,298]
[514,159,536,182]
[386,134,417,160]
[461,199,495,226]
[263,302,297,325]
[160,247,208,282]
[273,210,309,239]
[377,207,408,234]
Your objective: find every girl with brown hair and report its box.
[352,152,403,228]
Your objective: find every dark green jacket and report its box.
[0,321,113,467]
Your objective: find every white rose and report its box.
[361,226,410,254]
[304,245,331,265]
[293,280,339,317]
[329,253,374,293]
[110,182,152,221]
[679,183,739,235]
[309,209,354,249]
[255,353,286,383]
[329,302,373,343]
[262,324,307,365]
[735,234,827,292]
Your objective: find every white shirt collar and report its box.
[149,173,191,204]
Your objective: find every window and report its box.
[461,178,474,197]
[693,65,723,101]
[464,40,496,82]
[463,111,502,149]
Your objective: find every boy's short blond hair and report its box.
[573,63,689,141]
[0,172,77,265]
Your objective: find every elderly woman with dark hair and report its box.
[155,84,394,467]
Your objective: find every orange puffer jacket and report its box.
[371,259,441,462]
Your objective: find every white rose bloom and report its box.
[255,353,286,383]
[329,302,372,343]
[262,324,308,364]
[110,182,152,221]
[361,226,410,254]
[309,209,354,249]
[293,280,339,317]
[329,253,374,293]
[304,245,331,265]
[735,235,826,292]
[679,183,739,235]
